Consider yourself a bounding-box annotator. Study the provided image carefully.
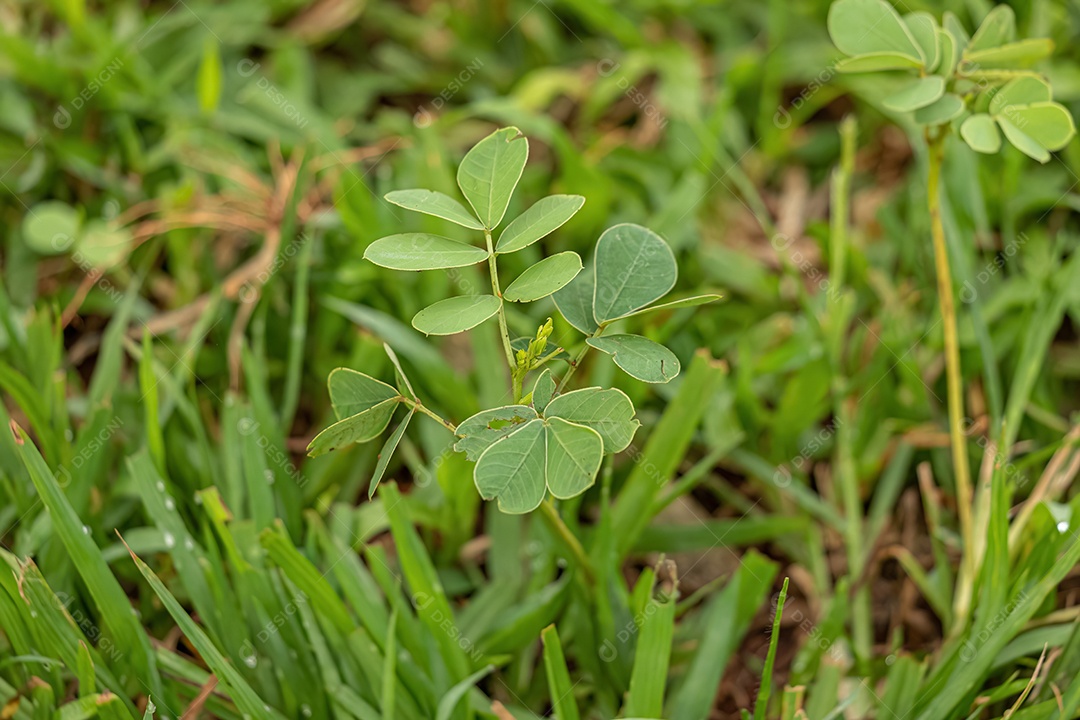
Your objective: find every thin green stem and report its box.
[485,230,516,369]
[399,396,457,434]
[926,131,975,629]
[538,498,596,585]
[557,325,605,393]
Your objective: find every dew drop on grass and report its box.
[164,497,175,511]
[163,532,175,549]
[156,481,165,492]
[264,469,275,485]
[184,537,194,550]
[194,493,203,505]
[1058,521,1070,532]
[301,704,312,717]
[82,525,91,535]
[243,652,257,668]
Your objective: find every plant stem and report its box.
[399,396,457,434]
[926,131,975,626]
[484,230,516,369]
[557,325,605,393]
[538,498,596,585]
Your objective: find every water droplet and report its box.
[194,493,203,505]
[29,610,37,619]
[156,481,165,492]
[184,538,194,550]
[164,497,175,511]
[82,525,91,535]
[301,704,312,717]
[1058,520,1070,533]
[264,469,275,485]
[163,532,175,549]
[243,653,257,668]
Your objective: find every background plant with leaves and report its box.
[3,0,1080,718]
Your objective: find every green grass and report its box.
[3,0,1080,718]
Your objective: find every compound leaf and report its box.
[307,399,400,456]
[365,233,489,270]
[457,126,529,229]
[828,0,922,60]
[966,5,1015,54]
[553,263,600,334]
[544,417,603,500]
[960,114,1002,154]
[883,76,945,112]
[504,251,583,302]
[385,189,484,229]
[412,295,502,335]
[474,419,547,514]
[835,52,923,72]
[592,224,676,323]
[455,405,539,461]
[329,368,399,420]
[497,195,585,253]
[587,334,681,384]
[544,386,639,453]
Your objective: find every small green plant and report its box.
[307,126,719,513]
[828,0,1076,630]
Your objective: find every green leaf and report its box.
[943,11,969,49]
[123,540,284,720]
[496,194,585,253]
[474,418,548,513]
[552,263,599,334]
[827,0,922,60]
[411,294,502,335]
[960,114,1002,153]
[384,189,484,229]
[544,417,603,499]
[903,12,939,71]
[937,28,959,76]
[965,38,1054,68]
[834,53,923,72]
[503,251,583,302]
[966,5,1015,53]
[532,369,556,413]
[989,76,1051,116]
[592,223,676,323]
[23,201,80,255]
[435,666,495,720]
[752,577,789,720]
[541,626,580,720]
[997,116,1050,162]
[913,93,964,125]
[328,368,399,419]
[368,407,414,498]
[882,76,945,112]
[1006,102,1076,151]
[456,126,529,229]
[455,405,539,461]
[543,386,639,453]
[587,334,681,384]
[625,585,677,718]
[307,398,400,456]
[472,417,605,513]
[364,233,489,270]
[620,292,723,318]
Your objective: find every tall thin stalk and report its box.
[483,230,597,583]
[925,131,975,626]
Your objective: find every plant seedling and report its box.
[308,126,720,513]
[828,0,1076,628]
